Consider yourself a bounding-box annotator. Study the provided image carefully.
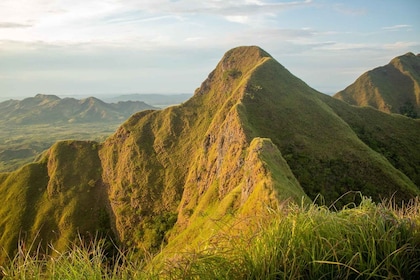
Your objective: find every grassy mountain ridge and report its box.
[98,46,300,252]
[334,52,420,118]
[319,95,420,187]
[0,46,419,265]
[0,140,111,262]
[240,57,418,205]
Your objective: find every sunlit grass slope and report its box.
[161,196,420,279]
[320,94,420,188]
[0,140,111,263]
[2,197,419,279]
[99,46,308,254]
[334,52,420,118]
[0,46,419,266]
[239,54,419,205]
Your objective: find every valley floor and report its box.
[0,122,119,172]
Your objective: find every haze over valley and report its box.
[1,0,419,278]
[1,46,420,278]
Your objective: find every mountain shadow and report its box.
[0,46,419,263]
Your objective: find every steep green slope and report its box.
[0,46,419,264]
[99,46,307,253]
[320,95,420,188]
[239,55,419,205]
[334,52,420,118]
[0,141,111,263]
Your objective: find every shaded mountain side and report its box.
[319,95,420,188]
[334,52,420,118]
[239,57,418,205]
[0,46,419,263]
[0,94,156,124]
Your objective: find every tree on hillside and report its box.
[399,100,418,118]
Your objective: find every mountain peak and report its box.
[402,52,416,57]
[220,46,271,68]
[334,52,420,117]
[218,46,272,77]
[194,46,272,96]
[1,46,419,264]
[390,51,420,70]
[80,96,105,106]
[34,94,60,101]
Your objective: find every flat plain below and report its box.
[0,122,120,172]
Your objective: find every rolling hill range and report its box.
[104,93,192,107]
[0,95,157,172]
[0,46,419,264]
[334,52,420,118]
[0,94,156,124]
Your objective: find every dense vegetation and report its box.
[1,196,419,279]
[0,46,419,277]
[334,52,420,118]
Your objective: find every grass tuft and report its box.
[2,196,419,279]
[0,235,154,279]
[159,196,420,279]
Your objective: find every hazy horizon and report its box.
[1,0,419,97]
[0,92,193,102]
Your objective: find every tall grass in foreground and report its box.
[2,196,419,279]
[164,196,420,279]
[0,237,153,279]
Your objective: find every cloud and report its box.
[0,0,418,97]
[0,0,316,44]
[314,42,372,51]
[126,0,312,14]
[382,24,411,31]
[333,3,366,16]
[105,14,183,24]
[0,39,222,95]
[184,37,204,42]
[106,0,313,26]
[225,15,249,24]
[383,41,420,50]
[0,22,32,28]
[297,40,420,61]
[0,0,59,22]
[186,0,313,25]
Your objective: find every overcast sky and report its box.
[0,0,419,98]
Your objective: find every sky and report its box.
[0,0,419,99]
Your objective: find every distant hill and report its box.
[334,52,420,118]
[0,46,419,264]
[0,94,157,124]
[104,93,192,107]
[0,95,156,172]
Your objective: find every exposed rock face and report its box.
[0,46,419,262]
